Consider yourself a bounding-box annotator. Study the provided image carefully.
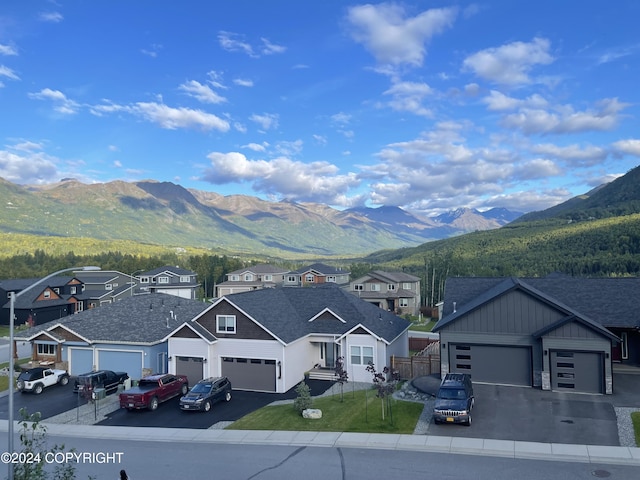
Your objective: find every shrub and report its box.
[293,381,313,414]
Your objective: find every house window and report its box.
[180,276,190,283]
[370,284,380,292]
[402,282,412,290]
[37,344,56,355]
[43,290,51,298]
[350,346,374,365]
[158,276,169,284]
[353,284,363,291]
[621,332,628,360]
[216,315,236,334]
[305,274,315,283]
[140,277,149,283]
[230,275,240,281]
[105,284,113,291]
[327,276,336,283]
[287,275,297,283]
[70,286,77,294]
[387,284,396,291]
[53,288,60,294]
[399,298,409,307]
[76,302,84,313]
[244,274,253,281]
[263,274,272,281]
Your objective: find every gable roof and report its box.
[227,264,289,276]
[440,275,640,330]
[368,270,421,283]
[140,265,196,277]
[290,263,349,276]
[16,293,209,345]
[208,285,409,344]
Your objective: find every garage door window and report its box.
[216,315,236,334]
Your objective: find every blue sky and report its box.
[1,1,639,216]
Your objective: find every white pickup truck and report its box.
[16,367,70,394]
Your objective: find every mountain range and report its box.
[0,176,522,257]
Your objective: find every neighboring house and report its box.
[434,275,634,395]
[136,266,199,299]
[283,263,350,287]
[166,285,411,393]
[0,276,87,326]
[15,293,209,379]
[347,270,421,315]
[73,270,137,307]
[215,264,290,297]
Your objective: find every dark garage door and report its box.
[551,350,603,394]
[176,356,204,384]
[449,344,532,386]
[221,357,276,392]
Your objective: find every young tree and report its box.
[293,381,313,414]
[334,356,348,402]
[14,408,78,480]
[366,362,400,423]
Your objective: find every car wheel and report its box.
[224,391,232,402]
[149,397,159,411]
[465,414,472,426]
[203,400,211,412]
[34,383,44,395]
[181,384,188,395]
[433,417,440,425]
[16,381,23,391]
[59,376,69,386]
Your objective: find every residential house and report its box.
[347,270,421,315]
[136,266,199,299]
[15,293,209,379]
[215,264,290,297]
[433,275,638,395]
[73,270,138,307]
[283,263,350,287]
[166,284,411,393]
[0,276,87,326]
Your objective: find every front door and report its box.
[324,343,337,368]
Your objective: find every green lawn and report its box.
[229,388,424,434]
[0,358,31,392]
[409,320,437,332]
[632,412,640,446]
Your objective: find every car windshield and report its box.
[438,388,466,400]
[191,383,212,394]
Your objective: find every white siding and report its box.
[346,334,378,383]
[283,336,319,392]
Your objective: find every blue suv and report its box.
[432,373,474,426]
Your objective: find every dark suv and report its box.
[179,376,232,412]
[73,370,129,396]
[433,373,474,426]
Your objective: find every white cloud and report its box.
[0,65,20,80]
[114,160,122,168]
[233,78,254,87]
[612,139,640,157]
[242,142,268,152]
[0,145,59,184]
[39,12,63,23]
[218,31,254,56]
[0,44,17,56]
[502,98,627,134]
[347,4,458,67]
[141,44,162,58]
[261,38,286,55]
[91,101,230,132]
[179,80,227,104]
[250,113,279,131]
[463,37,554,85]
[28,88,79,114]
[482,91,548,111]
[201,151,360,204]
[383,80,434,116]
[531,143,608,166]
[331,112,351,125]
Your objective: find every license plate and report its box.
[446,417,454,422]
[128,403,134,408]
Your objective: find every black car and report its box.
[432,373,475,426]
[179,376,232,412]
[73,370,129,396]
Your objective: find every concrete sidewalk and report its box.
[1,420,639,466]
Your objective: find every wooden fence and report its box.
[409,337,438,352]
[390,353,440,380]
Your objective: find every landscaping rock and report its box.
[302,408,322,419]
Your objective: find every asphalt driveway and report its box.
[416,373,640,446]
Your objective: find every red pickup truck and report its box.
[119,374,189,411]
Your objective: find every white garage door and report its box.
[97,350,143,379]
[68,348,94,375]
